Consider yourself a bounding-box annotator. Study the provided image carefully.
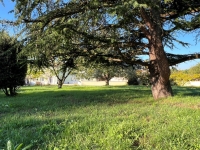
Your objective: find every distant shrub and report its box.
[170,71,200,86]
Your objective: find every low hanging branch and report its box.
[167,53,200,66]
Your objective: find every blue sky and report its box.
[1,0,200,70]
[0,0,15,20]
[165,32,200,70]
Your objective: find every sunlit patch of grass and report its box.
[0,85,200,149]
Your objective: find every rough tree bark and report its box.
[141,7,173,99]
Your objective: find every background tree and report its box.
[124,65,150,85]
[124,66,139,85]
[23,25,78,88]
[94,65,125,86]
[75,62,125,86]
[26,64,47,85]
[0,30,27,96]
[7,0,200,99]
[49,56,76,88]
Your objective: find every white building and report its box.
[26,68,128,86]
[26,74,128,86]
[26,74,79,86]
[184,81,200,87]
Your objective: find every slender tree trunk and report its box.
[3,88,9,96]
[57,80,63,89]
[105,79,109,86]
[9,86,16,96]
[104,73,110,86]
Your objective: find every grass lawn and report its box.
[0,85,200,149]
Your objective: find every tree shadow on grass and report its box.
[0,115,82,149]
[0,86,153,115]
[172,86,200,97]
[3,86,200,117]
[4,86,200,149]
[0,86,153,149]
[45,87,151,105]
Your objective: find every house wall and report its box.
[26,74,79,85]
[184,81,200,87]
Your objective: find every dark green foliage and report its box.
[127,78,139,85]
[2,0,200,98]
[75,62,126,86]
[0,31,27,96]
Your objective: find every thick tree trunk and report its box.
[148,60,173,99]
[148,33,173,99]
[140,7,173,99]
[151,80,173,99]
[148,31,173,99]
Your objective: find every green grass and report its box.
[0,85,200,149]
